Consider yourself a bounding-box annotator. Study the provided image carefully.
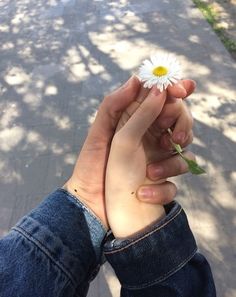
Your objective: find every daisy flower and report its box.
[138,53,182,92]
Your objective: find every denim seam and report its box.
[59,278,77,297]
[104,207,183,254]
[123,247,198,290]
[59,278,83,297]
[12,226,77,288]
[59,188,107,233]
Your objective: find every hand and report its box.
[64,77,141,228]
[113,80,195,203]
[105,86,195,238]
[64,77,195,229]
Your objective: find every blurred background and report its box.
[0,0,235,296]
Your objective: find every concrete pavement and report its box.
[0,0,235,296]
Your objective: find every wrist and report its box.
[63,179,109,230]
[104,202,197,289]
[106,190,166,238]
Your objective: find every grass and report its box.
[193,0,236,53]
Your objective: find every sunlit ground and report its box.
[0,0,235,296]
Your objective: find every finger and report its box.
[136,84,151,103]
[89,76,141,143]
[171,102,193,145]
[160,129,193,151]
[147,151,196,180]
[181,130,194,148]
[121,84,151,122]
[137,181,177,204]
[181,79,196,98]
[167,82,187,98]
[154,97,183,129]
[167,79,196,99]
[118,87,166,145]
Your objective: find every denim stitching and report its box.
[123,247,197,290]
[12,226,77,288]
[59,188,107,232]
[104,207,183,254]
[59,278,77,297]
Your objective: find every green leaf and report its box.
[183,158,206,175]
[167,128,206,175]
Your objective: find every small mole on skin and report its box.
[131,192,134,195]
[74,189,77,193]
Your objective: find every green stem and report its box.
[167,128,206,175]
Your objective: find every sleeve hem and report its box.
[104,201,197,289]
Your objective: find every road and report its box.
[0,0,235,296]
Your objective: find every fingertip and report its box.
[137,182,177,204]
[137,187,154,200]
[167,82,187,98]
[147,164,164,180]
[150,85,161,96]
[172,131,187,145]
[181,79,196,98]
[105,75,141,112]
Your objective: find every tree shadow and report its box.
[0,0,235,296]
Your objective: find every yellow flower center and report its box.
[152,66,168,77]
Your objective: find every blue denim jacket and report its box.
[0,189,216,297]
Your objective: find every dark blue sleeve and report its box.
[104,201,216,297]
[0,189,107,297]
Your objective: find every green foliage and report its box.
[167,129,206,176]
[193,0,236,54]
[182,158,206,175]
[193,0,218,26]
[215,28,236,51]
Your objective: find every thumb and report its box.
[119,87,166,146]
[88,76,141,143]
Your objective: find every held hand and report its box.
[105,85,195,238]
[106,89,167,238]
[64,77,141,228]
[64,77,195,229]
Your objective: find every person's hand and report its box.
[105,86,195,238]
[64,77,140,228]
[118,81,195,202]
[64,77,195,229]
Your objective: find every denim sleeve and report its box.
[0,189,107,297]
[104,201,216,297]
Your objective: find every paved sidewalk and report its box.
[0,0,235,296]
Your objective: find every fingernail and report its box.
[151,86,161,96]
[174,131,186,144]
[138,187,153,199]
[149,166,164,179]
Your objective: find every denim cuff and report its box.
[13,189,107,286]
[104,201,197,289]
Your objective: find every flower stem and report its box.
[167,128,206,175]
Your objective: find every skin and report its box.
[105,86,195,238]
[64,77,195,229]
